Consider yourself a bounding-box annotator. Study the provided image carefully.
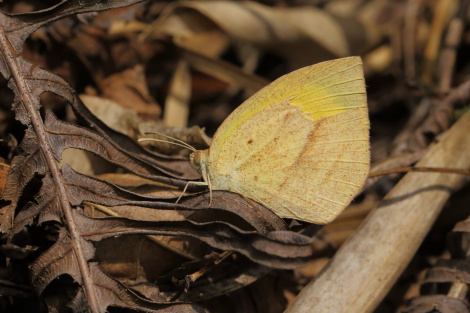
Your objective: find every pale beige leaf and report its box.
[164,59,192,128]
[80,94,140,138]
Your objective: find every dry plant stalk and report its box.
[285,110,470,313]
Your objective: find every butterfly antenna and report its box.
[139,138,196,152]
[139,131,196,152]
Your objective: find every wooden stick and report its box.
[285,110,470,313]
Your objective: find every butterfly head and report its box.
[189,149,210,181]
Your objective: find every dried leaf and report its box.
[145,1,350,67]
[98,65,161,119]
[80,94,140,138]
[1,0,146,53]
[164,59,191,128]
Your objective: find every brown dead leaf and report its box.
[98,64,161,119]
[0,162,9,195]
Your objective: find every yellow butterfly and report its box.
[189,57,369,224]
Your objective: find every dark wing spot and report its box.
[247,139,253,144]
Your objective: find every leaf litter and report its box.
[0,1,470,313]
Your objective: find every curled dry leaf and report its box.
[144,0,394,71]
[398,210,470,313]
[144,1,365,67]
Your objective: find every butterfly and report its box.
[156,57,370,224]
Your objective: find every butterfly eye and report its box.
[189,152,201,171]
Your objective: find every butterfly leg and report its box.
[175,181,208,204]
[207,174,213,207]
